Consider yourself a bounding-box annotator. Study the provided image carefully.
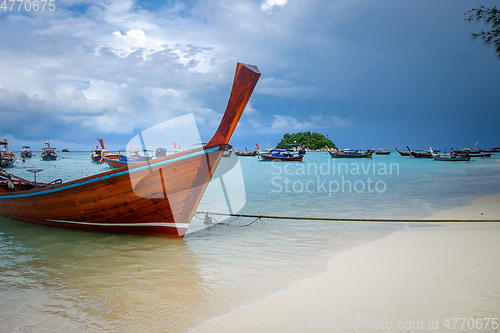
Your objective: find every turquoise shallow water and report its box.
[0,151,499,332]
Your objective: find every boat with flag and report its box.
[0,63,260,238]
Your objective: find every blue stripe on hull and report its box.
[0,147,220,199]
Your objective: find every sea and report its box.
[1,150,500,332]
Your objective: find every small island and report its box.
[276,131,336,151]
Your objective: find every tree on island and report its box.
[276,132,336,150]
[465,6,500,58]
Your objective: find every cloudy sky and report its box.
[1,0,499,151]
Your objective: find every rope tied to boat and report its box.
[195,211,500,223]
[194,211,266,227]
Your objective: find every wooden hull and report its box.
[0,152,16,167]
[21,152,33,158]
[90,154,102,162]
[40,154,58,161]
[0,62,261,238]
[410,152,432,158]
[102,156,141,169]
[328,151,372,158]
[0,147,227,237]
[260,153,303,161]
[375,151,390,155]
[234,151,257,156]
[395,148,411,156]
[433,156,471,161]
[467,153,492,158]
[0,161,15,168]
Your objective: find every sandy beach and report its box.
[191,194,500,332]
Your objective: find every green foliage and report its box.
[465,6,500,58]
[275,131,336,150]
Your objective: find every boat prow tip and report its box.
[238,62,261,74]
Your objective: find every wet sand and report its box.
[191,194,500,332]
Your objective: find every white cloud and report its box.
[107,29,166,58]
[261,0,288,11]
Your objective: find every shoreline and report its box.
[191,194,500,332]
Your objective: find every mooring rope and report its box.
[195,211,500,223]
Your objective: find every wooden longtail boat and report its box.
[40,141,58,161]
[395,148,411,157]
[328,149,373,158]
[430,147,471,161]
[234,151,257,156]
[90,147,103,162]
[103,150,154,169]
[375,150,390,155]
[234,146,258,156]
[91,138,106,161]
[0,139,16,168]
[406,146,432,158]
[260,149,304,161]
[467,153,492,158]
[21,146,33,159]
[0,63,260,238]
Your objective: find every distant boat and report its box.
[430,147,471,161]
[234,150,257,156]
[103,149,154,169]
[40,141,58,161]
[395,148,411,156]
[62,148,70,152]
[375,149,390,155]
[0,62,260,238]
[407,146,432,158]
[90,147,103,162]
[260,148,304,161]
[451,147,491,158]
[0,139,16,168]
[467,153,492,158]
[234,145,258,156]
[90,138,106,162]
[328,149,372,158]
[20,146,33,159]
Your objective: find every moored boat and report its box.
[40,141,58,161]
[395,148,411,157]
[234,150,257,156]
[430,147,471,161]
[0,62,260,238]
[103,149,154,169]
[407,146,432,158]
[260,148,304,161]
[20,146,33,159]
[465,152,492,158]
[234,145,259,156]
[375,149,390,155]
[90,147,103,162]
[62,148,70,152]
[328,149,372,158]
[0,139,16,168]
